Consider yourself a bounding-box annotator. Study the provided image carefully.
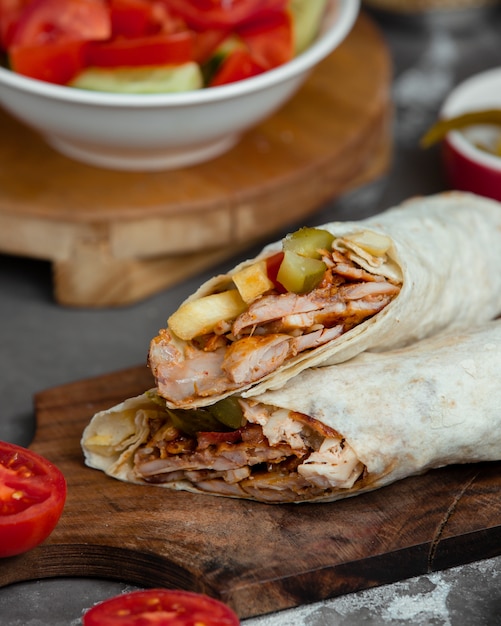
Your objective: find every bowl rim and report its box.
[441,65,501,173]
[0,0,359,108]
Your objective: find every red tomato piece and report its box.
[0,441,66,558]
[191,27,228,64]
[82,588,241,626]
[9,39,87,83]
[265,251,286,291]
[109,0,157,38]
[209,48,264,87]
[86,31,193,68]
[166,0,288,30]
[237,9,292,70]
[9,0,111,47]
[0,0,31,48]
[109,0,183,38]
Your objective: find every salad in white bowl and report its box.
[1,0,331,92]
[0,0,360,170]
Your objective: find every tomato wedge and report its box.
[109,0,184,38]
[9,39,89,83]
[191,27,228,64]
[166,0,288,30]
[0,441,66,558]
[9,0,111,47]
[0,0,31,48]
[86,31,194,68]
[209,48,264,87]
[109,0,158,38]
[237,9,292,70]
[82,588,241,625]
[265,250,286,292]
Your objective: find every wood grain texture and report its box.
[0,12,392,307]
[2,366,501,619]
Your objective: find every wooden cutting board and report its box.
[2,365,501,620]
[0,12,392,307]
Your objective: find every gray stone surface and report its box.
[2,6,501,625]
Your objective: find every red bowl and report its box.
[443,134,501,202]
[440,67,501,202]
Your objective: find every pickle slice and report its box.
[166,397,245,436]
[277,250,326,294]
[421,109,501,148]
[283,227,334,259]
[166,407,224,436]
[209,397,245,429]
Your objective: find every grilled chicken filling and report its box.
[149,242,402,406]
[133,399,365,503]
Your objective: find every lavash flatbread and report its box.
[148,191,501,408]
[82,320,501,503]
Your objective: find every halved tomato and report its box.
[209,48,264,87]
[82,588,241,625]
[237,9,292,69]
[86,31,194,68]
[0,441,66,558]
[166,0,288,29]
[9,0,111,47]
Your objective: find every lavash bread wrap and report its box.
[82,320,501,503]
[148,191,501,408]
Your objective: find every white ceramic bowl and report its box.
[440,66,501,202]
[0,0,359,172]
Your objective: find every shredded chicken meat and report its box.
[133,400,365,503]
[149,243,401,406]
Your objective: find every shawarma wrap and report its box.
[82,320,501,504]
[148,192,501,409]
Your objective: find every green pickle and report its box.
[282,227,335,259]
[277,250,326,294]
[208,397,246,429]
[166,408,222,436]
[421,109,501,148]
[276,226,331,294]
[166,397,245,436]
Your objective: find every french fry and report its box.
[232,261,274,303]
[168,290,247,340]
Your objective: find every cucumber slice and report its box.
[70,62,203,94]
[289,0,328,55]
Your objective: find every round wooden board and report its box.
[0,13,393,306]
